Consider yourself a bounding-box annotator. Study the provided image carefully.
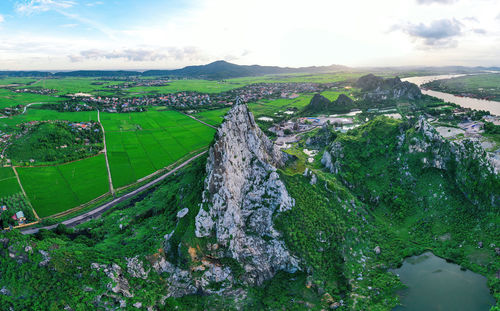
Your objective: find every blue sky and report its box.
[0,0,499,70]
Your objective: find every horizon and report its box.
[1,0,499,70]
[1,59,499,73]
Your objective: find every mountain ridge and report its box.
[0,61,350,79]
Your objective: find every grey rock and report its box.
[133,302,142,309]
[0,286,11,296]
[194,103,299,285]
[176,208,189,218]
[39,250,51,267]
[310,174,317,185]
[321,150,334,172]
[126,256,149,279]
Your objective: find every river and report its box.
[391,252,495,311]
[403,75,500,116]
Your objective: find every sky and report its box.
[0,0,499,70]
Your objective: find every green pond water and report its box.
[392,252,495,311]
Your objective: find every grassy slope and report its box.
[319,117,500,309]
[0,158,207,310]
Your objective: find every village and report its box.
[55,81,334,112]
[12,88,57,95]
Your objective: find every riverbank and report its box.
[403,75,500,116]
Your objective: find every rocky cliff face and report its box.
[356,74,422,101]
[195,103,299,285]
[409,117,499,207]
[322,116,500,208]
[303,93,355,114]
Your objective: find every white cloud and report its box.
[85,1,103,7]
[15,0,76,15]
[2,0,500,69]
[393,19,463,48]
[69,47,208,63]
[416,0,457,4]
[0,15,4,23]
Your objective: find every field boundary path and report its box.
[12,167,40,220]
[98,110,115,195]
[20,150,207,235]
[180,112,217,130]
[22,102,43,114]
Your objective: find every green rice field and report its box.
[0,89,63,108]
[24,78,124,95]
[1,107,215,217]
[0,73,356,218]
[0,167,21,198]
[126,79,245,96]
[0,77,38,86]
[17,154,109,217]
[193,108,230,126]
[248,94,314,117]
[101,108,216,188]
[228,72,365,84]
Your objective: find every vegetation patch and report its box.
[7,121,103,165]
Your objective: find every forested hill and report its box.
[0,61,349,79]
[141,60,349,79]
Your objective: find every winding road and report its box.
[21,150,207,235]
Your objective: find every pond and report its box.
[391,252,495,311]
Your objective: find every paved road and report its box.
[21,150,207,235]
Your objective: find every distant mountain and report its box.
[142,60,350,79]
[0,61,498,79]
[0,61,350,79]
[53,70,140,78]
[0,71,52,77]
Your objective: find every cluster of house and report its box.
[59,82,333,113]
[0,132,12,144]
[270,115,358,138]
[68,122,101,136]
[69,122,95,130]
[0,106,22,116]
[13,88,56,95]
[483,115,500,125]
[106,79,171,89]
[218,83,330,106]
[0,206,27,226]
[157,92,212,107]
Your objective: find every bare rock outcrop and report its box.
[195,103,299,285]
[356,74,421,101]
